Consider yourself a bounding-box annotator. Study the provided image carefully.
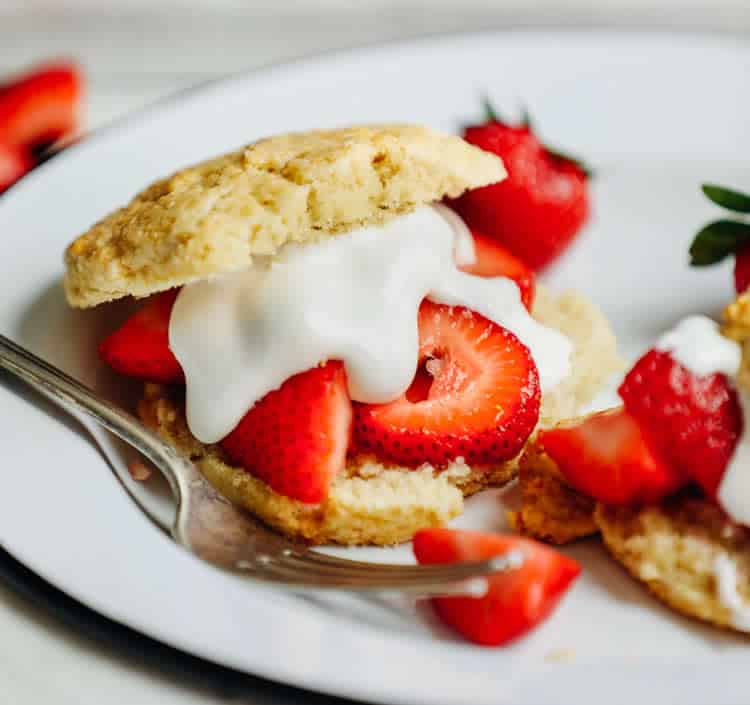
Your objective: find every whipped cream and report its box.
[655,315,741,377]
[169,205,572,443]
[718,390,750,528]
[713,554,750,631]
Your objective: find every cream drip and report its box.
[169,205,572,444]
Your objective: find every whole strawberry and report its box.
[452,101,591,271]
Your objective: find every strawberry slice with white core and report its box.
[413,528,580,646]
[354,301,540,467]
[221,361,352,504]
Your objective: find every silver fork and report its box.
[0,334,523,595]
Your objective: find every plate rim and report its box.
[6,25,750,204]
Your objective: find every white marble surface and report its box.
[0,4,748,704]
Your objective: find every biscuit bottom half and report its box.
[597,496,750,634]
[138,288,620,546]
[515,437,750,634]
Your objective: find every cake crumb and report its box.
[544,648,576,663]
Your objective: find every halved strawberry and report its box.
[459,229,535,310]
[618,349,743,497]
[0,62,83,150]
[413,528,580,646]
[98,290,183,383]
[353,301,540,467]
[538,408,683,505]
[0,140,33,193]
[220,362,352,504]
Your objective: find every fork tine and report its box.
[285,549,520,579]
[262,571,490,595]
[300,549,457,571]
[248,549,525,592]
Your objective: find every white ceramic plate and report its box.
[1,30,750,705]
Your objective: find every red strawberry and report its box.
[413,528,580,646]
[0,62,83,150]
[452,104,590,271]
[618,349,742,497]
[0,140,34,193]
[98,290,183,383]
[735,244,750,294]
[538,408,683,505]
[221,362,352,504]
[353,301,540,467]
[459,229,535,310]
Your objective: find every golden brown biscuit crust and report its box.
[510,440,598,544]
[532,287,622,424]
[596,495,750,634]
[138,383,516,546]
[65,125,505,308]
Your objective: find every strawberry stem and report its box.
[520,105,534,130]
[481,95,503,124]
[477,98,593,178]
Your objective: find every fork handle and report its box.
[0,333,182,500]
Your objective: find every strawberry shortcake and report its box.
[64,125,618,545]
[515,313,750,632]
[513,183,750,633]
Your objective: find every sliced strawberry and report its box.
[98,290,183,383]
[459,229,535,310]
[0,62,83,149]
[618,349,742,497]
[0,140,34,193]
[538,408,683,505]
[220,362,352,504]
[413,528,580,646]
[353,301,540,467]
[735,244,750,295]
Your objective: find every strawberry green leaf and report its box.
[481,96,504,124]
[478,97,593,178]
[702,184,750,214]
[689,219,750,266]
[520,105,534,130]
[545,146,594,179]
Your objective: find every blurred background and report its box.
[2,0,748,131]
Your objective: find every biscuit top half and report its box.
[64,124,506,308]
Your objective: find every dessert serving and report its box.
[64,124,618,547]
[514,183,750,635]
